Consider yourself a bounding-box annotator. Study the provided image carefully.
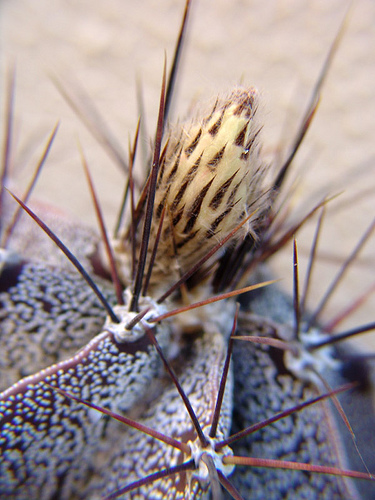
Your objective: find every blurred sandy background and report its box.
[1,0,374,348]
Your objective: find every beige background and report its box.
[1,0,374,347]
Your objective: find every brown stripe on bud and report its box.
[209,171,238,210]
[165,147,183,184]
[207,144,226,171]
[209,109,225,137]
[183,178,215,234]
[185,128,202,157]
